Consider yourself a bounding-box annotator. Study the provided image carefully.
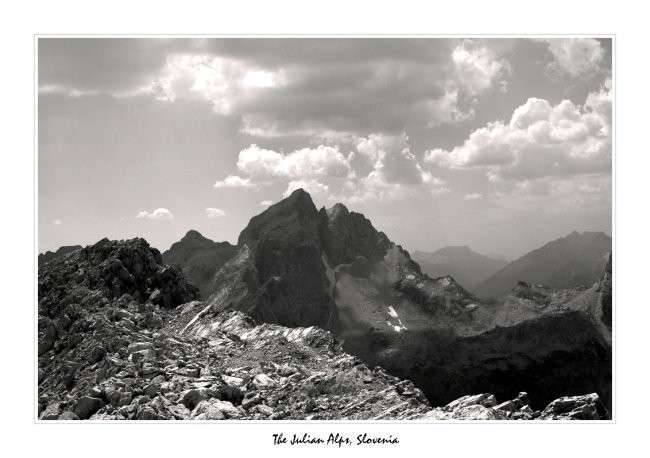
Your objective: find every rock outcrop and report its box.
[421,391,607,420]
[162,230,237,299]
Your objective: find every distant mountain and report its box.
[412,246,508,291]
[474,231,612,300]
[38,245,82,267]
[485,253,512,263]
[162,230,237,299]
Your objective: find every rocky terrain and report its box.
[183,189,612,414]
[37,236,609,420]
[162,230,237,299]
[412,246,508,291]
[38,190,612,420]
[474,231,612,299]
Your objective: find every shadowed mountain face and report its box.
[201,189,612,413]
[38,245,82,267]
[474,231,612,300]
[412,246,508,291]
[162,230,237,299]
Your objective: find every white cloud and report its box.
[52,219,62,226]
[213,175,255,188]
[537,38,605,79]
[452,40,511,95]
[354,133,431,186]
[151,54,286,115]
[463,193,483,201]
[215,133,447,205]
[283,179,329,199]
[205,207,226,218]
[136,208,174,220]
[425,79,612,181]
[236,144,352,180]
[242,69,285,89]
[260,200,273,207]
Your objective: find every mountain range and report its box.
[38,245,82,267]
[412,246,508,291]
[474,231,612,299]
[181,189,612,411]
[37,189,613,420]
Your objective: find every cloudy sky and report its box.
[38,37,612,258]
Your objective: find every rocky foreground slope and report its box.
[38,237,608,420]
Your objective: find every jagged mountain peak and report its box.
[326,202,350,217]
[237,188,320,248]
[182,229,208,241]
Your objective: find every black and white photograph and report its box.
[36,36,613,423]
[6,0,650,456]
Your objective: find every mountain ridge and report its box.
[474,231,612,299]
[412,246,508,291]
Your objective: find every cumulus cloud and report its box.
[141,40,511,138]
[283,179,329,200]
[237,144,352,180]
[354,133,434,186]
[136,208,174,220]
[452,40,511,95]
[151,54,286,114]
[463,193,483,201]
[537,38,605,79]
[215,132,447,204]
[260,200,273,207]
[425,78,612,182]
[205,207,226,218]
[213,175,255,188]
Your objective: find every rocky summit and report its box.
[37,190,612,420]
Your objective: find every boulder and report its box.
[191,401,225,420]
[73,396,105,420]
[539,393,608,420]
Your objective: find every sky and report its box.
[38,37,612,259]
